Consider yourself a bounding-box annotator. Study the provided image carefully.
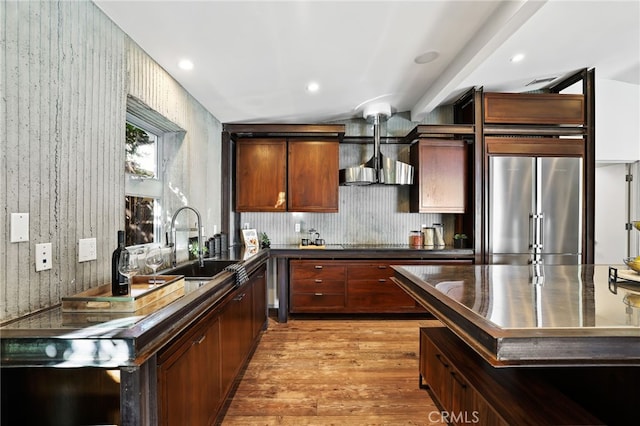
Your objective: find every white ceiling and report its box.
[95,0,640,124]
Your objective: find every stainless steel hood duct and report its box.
[339,104,414,186]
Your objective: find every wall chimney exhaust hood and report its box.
[339,103,414,186]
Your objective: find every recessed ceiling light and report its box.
[414,51,439,64]
[306,81,320,93]
[178,59,194,70]
[510,53,525,63]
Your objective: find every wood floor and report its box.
[219,317,446,425]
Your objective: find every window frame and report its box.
[125,114,165,248]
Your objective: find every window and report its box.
[125,117,163,247]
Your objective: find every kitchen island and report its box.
[393,264,640,424]
[0,249,269,425]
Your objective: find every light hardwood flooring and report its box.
[219,317,447,425]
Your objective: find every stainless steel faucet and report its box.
[170,206,204,267]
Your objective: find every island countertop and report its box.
[392,264,640,366]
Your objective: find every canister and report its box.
[433,223,445,248]
[409,230,423,248]
[422,227,434,247]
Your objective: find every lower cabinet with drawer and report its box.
[419,327,601,426]
[290,259,471,314]
[289,260,346,313]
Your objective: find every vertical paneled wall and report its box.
[1,1,222,321]
[127,41,223,259]
[1,1,126,320]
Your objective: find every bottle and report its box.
[111,231,128,296]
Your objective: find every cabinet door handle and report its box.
[435,353,449,368]
[194,334,206,345]
[450,371,467,388]
[314,293,324,296]
[315,279,323,283]
[233,293,246,301]
[378,279,387,283]
[314,265,324,269]
[377,265,388,269]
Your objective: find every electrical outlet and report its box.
[35,243,52,271]
[295,223,301,233]
[78,238,97,262]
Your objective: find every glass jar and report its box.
[409,230,423,248]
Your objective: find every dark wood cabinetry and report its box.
[483,92,585,125]
[289,260,346,312]
[410,139,468,213]
[236,139,287,212]
[345,262,424,312]
[290,260,471,314]
[158,264,267,425]
[419,327,600,425]
[158,311,222,426]
[288,140,339,212]
[235,138,339,212]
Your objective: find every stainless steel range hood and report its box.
[339,104,414,186]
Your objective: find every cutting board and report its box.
[62,275,185,313]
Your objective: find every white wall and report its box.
[594,79,640,264]
[594,164,629,263]
[596,79,640,162]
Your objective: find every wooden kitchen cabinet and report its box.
[483,92,585,125]
[236,138,287,212]
[419,327,599,426]
[158,263,267,425]
[290,260,471,314]
[251,264,268,338]
[289,260,346,313]
[220,279,258,398]
[158,312,222,426]
[235,138,339,212]
[410,139,468,213]
[345,262,425,312]
[287,140,339,212]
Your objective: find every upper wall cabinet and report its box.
[410,139,468,214]
[484,92,585,125]
[235,138,339,212]
[236,138,287,212]
[287,140,339,212]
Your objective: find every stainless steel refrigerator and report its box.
[488,156,583,265]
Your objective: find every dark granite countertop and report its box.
[393,264,640,366]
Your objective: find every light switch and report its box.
[78,238,97,262]
[35,243,52,271]
[10,213,29,242]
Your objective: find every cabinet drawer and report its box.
[291,279,345,294]
[348,264,393,280]
[347,280,418,309]
[290,293,345,310]
[290,264,345,280]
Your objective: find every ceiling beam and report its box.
[410,0,547,122]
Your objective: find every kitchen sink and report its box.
[165,259,238,280]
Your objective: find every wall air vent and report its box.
[525,77,558,87]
